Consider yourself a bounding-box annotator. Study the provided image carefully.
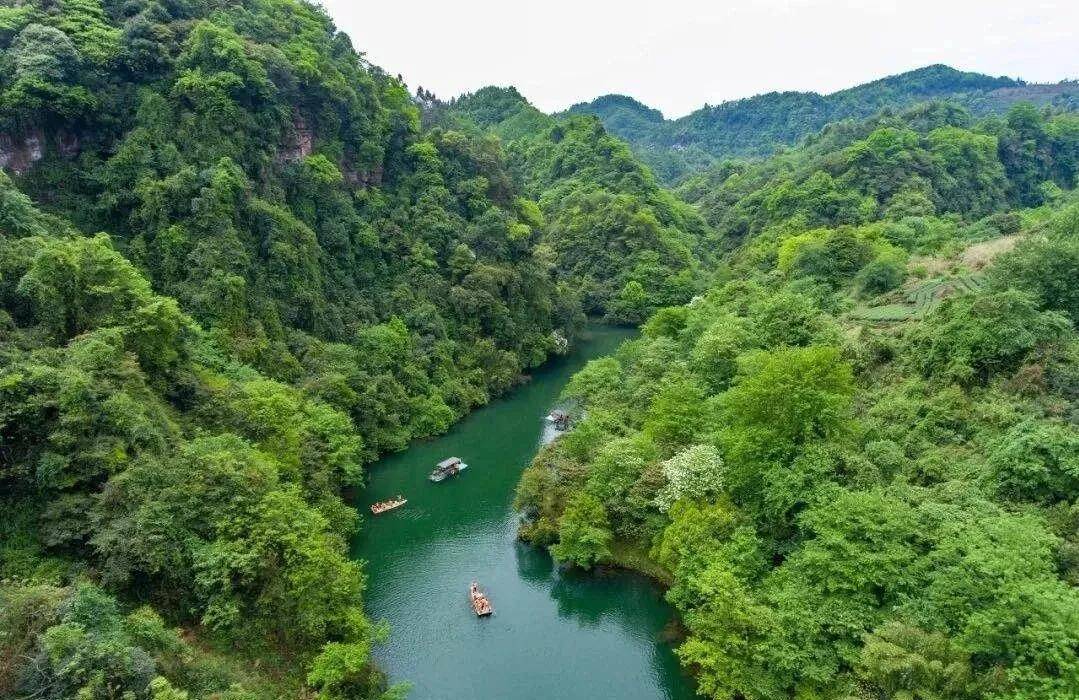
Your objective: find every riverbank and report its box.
[605,539,674,587]
[352,325,697,700]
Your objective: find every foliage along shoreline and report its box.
[517,101,1079,699]
[0,0,728,696]
[0,1,1076,698]
[0,1,598,697]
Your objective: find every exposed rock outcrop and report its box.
[344,164,383,188]
[279,114,314,162]
[0,129,82,175]
[279,113,383,188]
[0,130,44,175]
[57,130,80,159]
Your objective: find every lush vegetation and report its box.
[436,86,716,322]
[517,103,1079,699]
[568,65,1079,183]
[3,2,1078,697]
[0,0,586,697]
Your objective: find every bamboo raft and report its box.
[470,581,493,617]
[370,495,407,515]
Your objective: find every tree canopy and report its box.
[517,100,1079,700]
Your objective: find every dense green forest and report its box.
[432,86,715,320]
[517,102,1079,698]
[0,0,598,697]
[0,0,723,696]
[2,1,1078,698]
[568,65,1079,183]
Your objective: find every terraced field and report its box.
[851,273,985,323]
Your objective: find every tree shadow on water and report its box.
[548,565,615,626]
[514,540,614,624]
[512,539,698,697]
[513,538,557,586]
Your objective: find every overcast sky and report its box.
[318,0,1079,119]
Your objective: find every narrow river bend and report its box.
[351,326,697,700]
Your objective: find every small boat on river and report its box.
[545,409,571,431]
[370,495,407,515]
[430,457,467,482]
[470,581,493,616]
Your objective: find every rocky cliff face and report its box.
[0,129,81,175]
[278,113,384,187]
[0,116,385,188]
[0,130,44,175]
[344,163,383,187]
[278,115,315,162]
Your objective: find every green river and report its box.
[351,326,697,699]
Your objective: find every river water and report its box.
[351,326,697,700]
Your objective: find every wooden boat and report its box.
[430,457,468,482]
[370,495,407,515]
[470,581,493,617]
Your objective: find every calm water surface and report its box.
[351,326,697,700]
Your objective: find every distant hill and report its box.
[437,85,716,320]
[438,85,552,141]
[566,65,1079,182]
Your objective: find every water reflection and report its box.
[354,326,697,700]
[513,539,555,587]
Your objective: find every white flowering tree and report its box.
[655,444,725,512]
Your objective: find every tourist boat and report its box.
[470,581,493,617]
[545,409,570,431]
[370,495,407,515]
[429,457,468,482]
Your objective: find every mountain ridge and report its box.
[563,64,1078,182]
[568,64,1029,120]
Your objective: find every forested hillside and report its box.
[568,65,1079,183]
[518,102,1079,699]
[435,86,715,321]
[3,1,1079,698]
[0,0,585,697]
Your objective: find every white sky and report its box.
[318,0,1079,119]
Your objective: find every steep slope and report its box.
[680,101,1079,232]
[517,102,1079,699]
[569,65,1079,182]
[441,86,716,321]
[2,2,584,456]
[0,1,580,697]
[0,173,387,698]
